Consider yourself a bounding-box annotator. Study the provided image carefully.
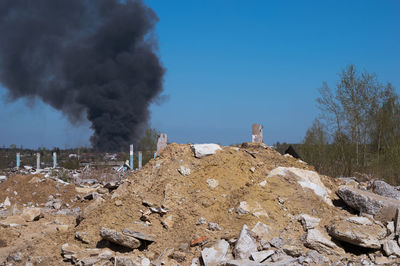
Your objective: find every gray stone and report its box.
[75,231,91,244]
[328,219,386,249]
[305,229,341,255]
[196,217,207,225]
[192,144,222,158]
[269,237,283,249]
[201,239,229,266]
[346,216,373,225]
[337,186,400,222]
[234,224,258,259]
[208,222,222,231]
[206,178,219,188]
[7,252,22,262]
[371,180,400,200]
[395,208,400,237]
[251,222,270,242]
[297,214,320,230]
[226,259,266,266]
[383,240,400,257]
[99,227,141,249]
[305,250,329,264]
[178,166,191,176]
[122,228,155,242]
[251,250,274,263]
[236,201,250,215]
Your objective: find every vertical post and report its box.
[138,151,142,170]
[16,153,20,168]
[156,133,168,156]
[154,152,157,159]
[252,123,263,143]
[53,152,57,168]
[130,144,134,170]
[36,152,40,169]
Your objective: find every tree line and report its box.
[277,64,400,185]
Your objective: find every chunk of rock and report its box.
[75,187,97,194]
[234,224,258,259]
[192,144,222,158]
[267,167,332,205]
[178,166,191,176]
[61,243,81,262]
[99,227,141,249]
[208,222,222,231]
[225,259,266,265]
[122,228,155,242]
[21,208,42,222]
[237,201,250,215]
[327,218,386,249]
[251,250,274,263]
[383,240,400,257]
[206,178,219,188]
[269,237,283,249]
[346,216,373,225]
[75,231,91,244]
[297,214,320,230]
[201,239,230,266]
[114,255,150,266]
[371,180,400,200]
[3,197,11,207]
[251,222,270,242]
[305,228,341,255]
[337,186,400,222]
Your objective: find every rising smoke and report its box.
[0,0,165,151]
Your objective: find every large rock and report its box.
[267,167,332,205]
[21,208,42,222]
[337,186,400,222]
[305,229,341,255]
[99,227,141,249]
[192,144,222,158]
[251,222,270,242]
[297,214,320,230]
[201,239,230,266]
[234,224,258,259]
[383,240,400,257]
[371,180,400,200]
[327,218,386,249]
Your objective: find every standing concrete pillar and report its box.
[252,123,263,143]
[16,153,20,168]
[156,133,167,157]
[53,152,57,168]
[130,144,134,170]
[36,152,40,169]
[154,152,157,159]
[138,151,142,170]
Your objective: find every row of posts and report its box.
[16,152,57,169]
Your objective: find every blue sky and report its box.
[1,0,399,148]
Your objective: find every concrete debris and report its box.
[201,239,230,266]
[327,218,386,249]
[297,213,320,230]
[371,180,400,200]
[269,237,284,249]
[383,240,400,257]
[267,167,332,205]
[195,217,207,225]
[236,201,250,215]
[192,144,222,158]
[233,224,258,259]
[121,228,156,242]
[346,216,373,225]
[337,186,400,222]
[21,207,42,222]
[3,196,11,207]
[305,228,341,255]
[208,222,222,231]
[251,250,274,263]
[99,227,141,249]
[206,178,219,188]
[251,221,270,242]
[178,165,191,176]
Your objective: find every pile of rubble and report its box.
[2,142,400,265]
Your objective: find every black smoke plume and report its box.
[0,0,165,151]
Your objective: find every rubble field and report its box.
[1,143,400,265]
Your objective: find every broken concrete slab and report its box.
[251,221,270,242]
[337,186,400,222]
[267,167,332,206]
[305,228,341,255]
[252,123,263,143]
[251,250,274,263]
[178,165,191,177]
[121,228,155,242]
[156,133,168,156]
[383,240,400,257]
[371,180,400,200]
[297,214,320,230]
[327,219,386,249]
[99,227,141,249]
[192,144,222,158]
[201,239,229,266]
[233,224,258,259]
[21,207,42,222]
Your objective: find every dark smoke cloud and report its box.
[0,0,165,151]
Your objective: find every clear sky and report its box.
[0,0,399,149]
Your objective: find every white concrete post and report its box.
[138,151,142,170]
[36,152,40,169]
